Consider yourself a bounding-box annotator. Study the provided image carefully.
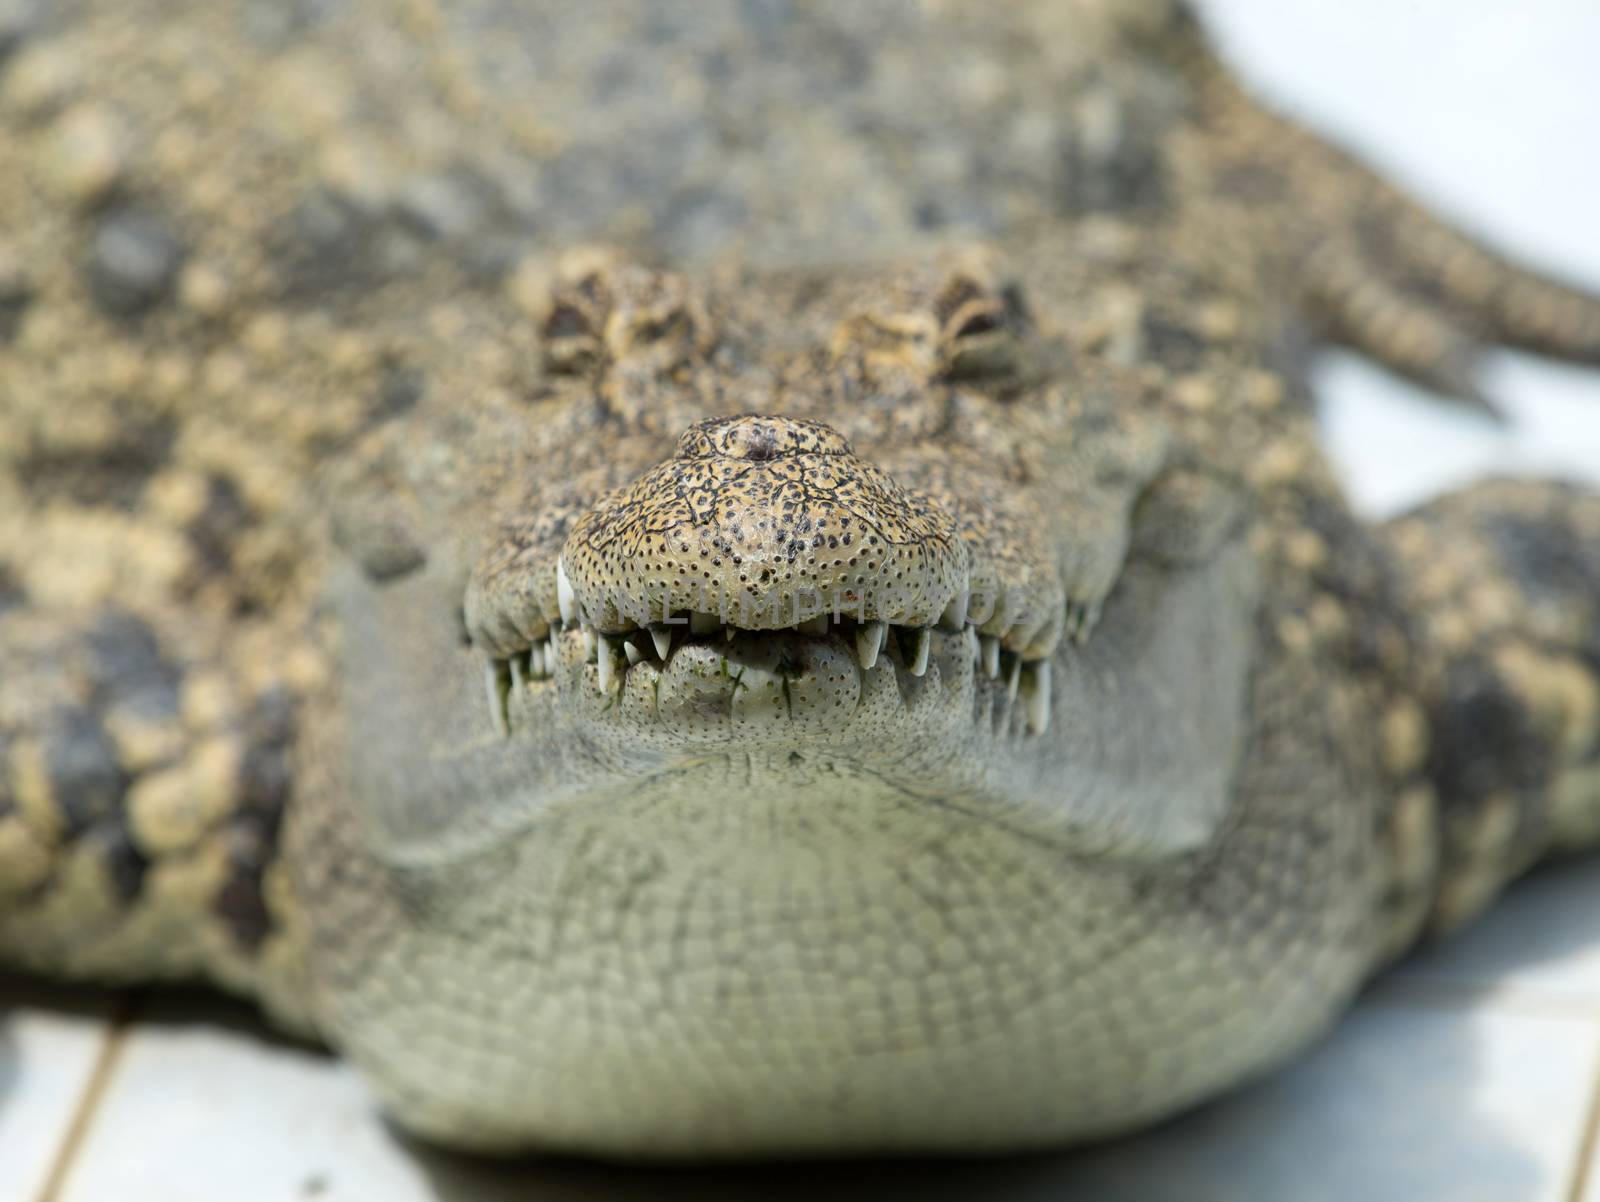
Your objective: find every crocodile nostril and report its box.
[743,429,779,462]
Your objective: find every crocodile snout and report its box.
[560,414,969,632]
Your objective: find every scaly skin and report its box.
[2,0,1599,1157]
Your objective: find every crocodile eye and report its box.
[535,251,711,377]
[540,289,608,375]
[936,275,1028,381]
[831,253,1035,389]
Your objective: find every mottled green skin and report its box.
[1,0,1599,1158]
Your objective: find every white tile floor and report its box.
[5,1,1600,1199]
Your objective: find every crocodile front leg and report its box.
[0,597,319,1035]
[1379,478,1600,940]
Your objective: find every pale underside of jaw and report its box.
[477,558,1058,744]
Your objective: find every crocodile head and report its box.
[330,250,1256,872]
[314,250,1265,1151]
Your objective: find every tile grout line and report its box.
[31,994,139,1202]
[1564,1037,1600,1202]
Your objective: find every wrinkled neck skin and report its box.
[334,533,1258,885]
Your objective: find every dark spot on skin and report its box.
[86,206,186,318]
[215,862,273,950]
[46,708,127,834]
[0,267,30,343]
[0,737,14,818]
[247,686,299,750]
[215,817,277,951]
[240,701,297,825]
[85,608,178,703]
[544,303,591,340]
[186,473,254,577]
[89,817,148,904]
[238,743,292,818]
[16,413,176,510]
[240,691,295,821]
[1141,313,1206,370]
[1430,659,1553,813]
[1487,503,1600,605]
[210,690,297,950]
[370,364,424,425]
[0,562,23,613]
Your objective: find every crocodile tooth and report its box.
[989,590,1017,633]
[908,627,932,677]
[1025,660,1051,735]
[690,610,720,635]
[1074,602,1103,644]
[798,614,830,636]
[856,620,886,669]
[597,634,618,692]
[1005,654,1022,705]
[547,629,560,666]
[963,624,981,663]
[940,590,970,630]
[649,623,673,660]
[530,645,550,679]
[724,625,735,642]
[483,658,509,738]
[509,653,526,690]
[623,638,645,667]
[556,558,578,625]
[981,635,1000,678]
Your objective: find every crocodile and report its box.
[2,0,1600,1159]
